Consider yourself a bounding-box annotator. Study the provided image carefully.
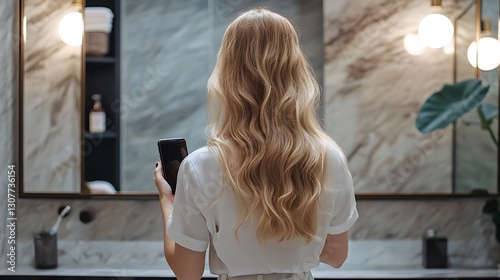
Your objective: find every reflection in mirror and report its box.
[116,0,324,193]
[22,0,82,193]
[324,0,457,194]
[325,0,498,194]
[324,0,498,194]
[20,0,498,197]
[454,0,498,194]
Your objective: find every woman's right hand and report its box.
[154,161,175,205]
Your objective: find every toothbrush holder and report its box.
[33,231,57,269]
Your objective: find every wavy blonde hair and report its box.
[207,8,332,243]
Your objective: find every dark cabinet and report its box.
[83,0,121,191]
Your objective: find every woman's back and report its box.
[206,7,333,247]
[167,143,358,277]
[159,8,358,280]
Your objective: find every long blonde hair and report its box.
[207,8,332,243]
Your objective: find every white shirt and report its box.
[167,145,358,277]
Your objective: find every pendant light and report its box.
[418,0,454,49]
[467,19,500,71]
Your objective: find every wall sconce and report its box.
[59,0,83,46]
[467,19,500,71]
[418,0,454,48]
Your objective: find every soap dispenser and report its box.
[422,229,448,268]
[89,94,106,133]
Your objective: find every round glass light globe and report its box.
[404,33,426,56]
[418,13,454,49]
[59,12,83,46]
[467,37,500,71]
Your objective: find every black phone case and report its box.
[157,138,188,195]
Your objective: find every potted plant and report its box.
[417,79,499,267]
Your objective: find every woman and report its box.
[154,8,358,280]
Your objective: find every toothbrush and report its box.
[49,205,71,235]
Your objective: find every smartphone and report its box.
[157,138,188,195]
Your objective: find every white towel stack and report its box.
[84,7,114,56]
[84,7,114,33]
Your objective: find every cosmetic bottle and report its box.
[422,229,448,268]
[89,94,106,133]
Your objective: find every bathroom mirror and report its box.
[19,0,325,197]
[19,0,499,198]
[323,0,498,196]
[20,0,83,195]
[453,0,499,194]
[117,0,324,194]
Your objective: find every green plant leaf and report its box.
[416,79,490,133]
[479,103,498,122]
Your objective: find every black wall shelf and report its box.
[86,56,116,64]
[84,0,121,191]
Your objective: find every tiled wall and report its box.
[0,0,497,272]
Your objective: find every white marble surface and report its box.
[13,199,498,269]
[14,239,499,271]
[23,0,82,193]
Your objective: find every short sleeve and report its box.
[166,159,210,252]
[326,147,359,235]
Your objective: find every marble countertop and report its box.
[1,264,499,278]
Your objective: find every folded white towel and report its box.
[87,180,117,194]
[85,7,114,17]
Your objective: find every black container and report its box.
[33,232,57,269]
[422,237,448,268]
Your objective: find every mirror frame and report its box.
[450,0,500,197]
[17,0,499,200]
[18,0,159,200]
[348,0,499,199]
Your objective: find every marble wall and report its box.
[0,0,17,272]
[120,0,323,192]
[0,0,497,275]
[23,0,82,193]
[324,0,498,194]
[12,198,498,269]
[324,0,475,194]
[120,0,210,192]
